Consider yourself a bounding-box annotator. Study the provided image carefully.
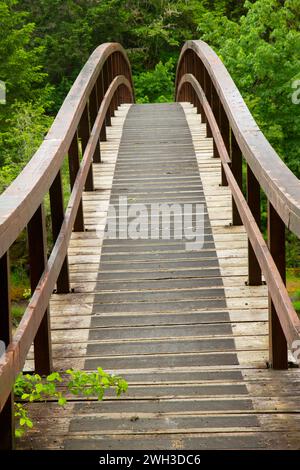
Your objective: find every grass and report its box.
[287,268,300,315]
[10,264,30,327]
[12,302,27,328]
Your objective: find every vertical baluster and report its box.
[193,55,200,83]
[110,52,116,117]
[231,131,243,225]
[186,49,190,74]
[189,85,193,107]
[183,55,187,102]
[192,88,197,110]
[89,84,101,163]
[205,70,212,106]
[114,53,119,110]
[120,57,125,104]
[176,63,181,101]
[49,171,70,293]
[109,55,115,119]
[268,202,288,369]
[78,103,94,192]
[116,85,121,111]
[247,165,262,284]
[114,54,118,108]
[189,53,193,102]
[201,62,207,128]
[115,54,120,109]
[123,60,128,85]
[204,70,212,138]
[68,131,84,231]
[110,53,115,114]
[187,52,192,104]
[191,53,198,112]
[28,204,52,375]
[0,252,14,449]
[219,103,229,186]
[181,57,185,101]
[116,53,121,108]
[97,71,107,142]
[102,59,109,95]
[180,58,184,101]
[119,84,124,107]
[211,84,219,158]
[195,94,201,116]
[103,59,111,127]
[195,58,205,122]
[191,50,196,77]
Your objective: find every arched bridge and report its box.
[1,41,300,450]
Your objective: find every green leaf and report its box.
[58,397,67,406]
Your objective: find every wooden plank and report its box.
[18,101,300,452]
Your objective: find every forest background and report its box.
[0,0,299,316]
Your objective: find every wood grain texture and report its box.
[19,103,300,451]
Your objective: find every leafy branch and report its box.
[14,368,128,438]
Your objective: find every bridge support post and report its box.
[89,84,101,163]
[49,170,70,293]
[268,202,288,369]
[204,70,212,139]
[231,131,243,226]
[247,165,262,285]
[211,84,220,158]
[111,53,118,115]
[196,59,206,124]
[68,131,85,232]
[28,204,53,375]
[219,105,229,186]
[97,72,107,142]
[108,56,114,124]
[103,60,111,127]
[79,103,94,192]
[0,252,15,449]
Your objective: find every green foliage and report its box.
[134,59,175,103]
[201,0,300,178]
[66,368,128,400]
[0,0,49,106]
[0,102,52,183]
[293,300,300,314]
[14,369,128,437]
[0,0,53,187]
[11,303,26,326]
[16,0,212,105]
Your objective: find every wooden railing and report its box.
[0,43,134,449]
[175,40,300,371]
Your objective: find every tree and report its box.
[0,0,49,106]
[201,0,300,177]
[0,0,52,174]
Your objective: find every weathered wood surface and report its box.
[19,103,300,450]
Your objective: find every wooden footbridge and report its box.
[1,41,300,450]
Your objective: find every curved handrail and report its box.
[175,40,300,238]
[175,42,300,370]
[0,43,134,420]
[0,43,133,257]
[177,73,300,352]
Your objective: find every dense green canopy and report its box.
[1,0,299,188]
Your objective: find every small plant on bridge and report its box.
[14,368,128,438]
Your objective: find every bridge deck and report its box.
[21,103,300,450]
